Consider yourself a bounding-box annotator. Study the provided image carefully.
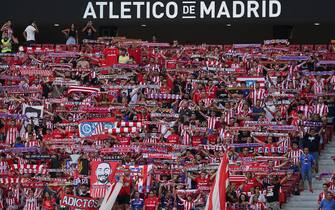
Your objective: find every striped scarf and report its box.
[19,68,53,76]
[115,122,142,127]
[150,113,179,118]
[108,127,138,134]
[11,164,47,174]
[25,140,40,148]
[147,93,181,100]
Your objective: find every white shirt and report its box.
[162,121,176,138]
[265,101,276,121]
[130,88,139,104]
[70,154,81,164]
[250,193,266,203]
[24,25,36,41]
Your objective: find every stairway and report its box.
[282,138,335,210]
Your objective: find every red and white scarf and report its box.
[11,164,47,174]
[147,93,181,100]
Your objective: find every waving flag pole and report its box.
[205,154,229,210]
[99,181,123,210]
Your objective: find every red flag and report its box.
[99,181,123,210]
[60,194,98,210]
[90,161,119,198]
[205,154,229,210]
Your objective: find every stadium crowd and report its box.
[0,20,335,210]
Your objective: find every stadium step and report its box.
[282,139,335,210]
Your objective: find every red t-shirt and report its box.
[42,198,56,210]
[205,85,218,99]
[207,134,218,145]
[128,47,141,64]
[136,113,149,122]
[242,177,259,192]
[167,77,174,90]
[50,129,63,139]
[166,59,177,69]
[239,153,254,159]
[255,136,266,143]
[193,90,202,104]
[148,51,165,65]
[167,134,180,144]
[195,176,211,191]
[119,177,132,195]
[64,131,76,138]
[160,86,171,94]
[192,136,202,147]
[102,47,119,66]
[108,88,120,101]
[144,197,160,210]
[137,73,144,84]
[42,133,53,141]
[117,136,131,145]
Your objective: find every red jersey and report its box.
[119,177,132,195]
[128,47,141,64]
[205,85,218,99]
[42,198,56,210]
[242,178,259,192]
[160,86,172,94]
[64,130,76,138]
[144,197,160,210]
[108,88,120,101]
[207,134,218,145]
[102,47,119,66]
[193,90,202,104]
[167,134,180,144]
[290,110,299,125]
[167,77,174,90]
[50,129,63,139]
[195,176,210,191]
[239,153,254,159]
[166,59,177,69]
[148,51,165,65]
[117,136,131,145]
[137,73,144,84]
[192,136,202,147]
